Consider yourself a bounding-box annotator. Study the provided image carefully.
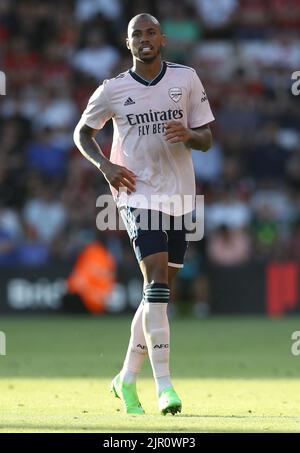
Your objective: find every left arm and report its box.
[164,121,212,152]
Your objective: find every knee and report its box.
[141,252,169,284]
[147,267,168,284]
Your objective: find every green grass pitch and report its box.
[0,315,300,432]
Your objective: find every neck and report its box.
[132,58,163,81]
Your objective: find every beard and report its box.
[136,46,161,63]
[140,54,157,63]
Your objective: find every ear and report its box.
[161,34,167,48]
[126,38,130,50]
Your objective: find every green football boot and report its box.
[159,387,182,415]
[110,373,145,414]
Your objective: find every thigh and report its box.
[167,225,189,269]
[168,265,180,292]
[120,207,169,263]
[140,251,169,285]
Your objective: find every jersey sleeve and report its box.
[187,71,215,129]
[80,80,113,130]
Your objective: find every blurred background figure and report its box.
[1,0,300,316]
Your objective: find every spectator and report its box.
[251,204,284,260]
[0,205,22,266]
[0,0,300,273]
[206,192,251,232]
[18,225,50,266]
[195,0,237,30]
[71,29,120,80]
[75,0,122,22]
[207,225,252,266]
[160,3,200,63]
[192,141,224,184]
[23,184,67,244]
[26,128,68,177]
[246,122,288,182]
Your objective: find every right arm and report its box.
[73,122,136,194]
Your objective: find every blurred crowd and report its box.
[1,0,300,271]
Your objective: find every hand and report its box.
[100,160,136,194]
[164,121,192,144]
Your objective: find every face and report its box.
[126,19,166,63]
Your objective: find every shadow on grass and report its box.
[1,418,300,433]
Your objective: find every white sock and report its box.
[156,375,172,395]
[120,370,138,384]
[120,301,147,384]
[142,283,172,395]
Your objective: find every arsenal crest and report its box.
[169,87,182,103]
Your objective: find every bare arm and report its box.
[73,122,109,170]
[164,122,212,152]
[73,122,136,193]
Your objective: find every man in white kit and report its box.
[74,13,214,415]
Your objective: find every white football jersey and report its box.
[80,61,215,215]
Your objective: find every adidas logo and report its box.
[124,97,135,106]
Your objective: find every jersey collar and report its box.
[129,61,167,86]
